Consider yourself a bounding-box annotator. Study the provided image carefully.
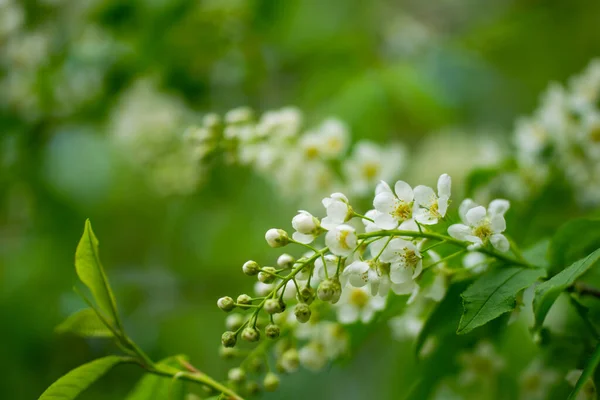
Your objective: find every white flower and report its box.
[448,199,510,252]
[389,312,424,340]
[298,342,328,371]
[458,341,505,386]
[325,224,357,257]
[255,107,302,138]
[341,260,391,297]
[291,210,321,244]
[321,193,352,230]
[413,173,451,225]
[372,180,415,229]
[335,285,386,324]
[380,238,423,284]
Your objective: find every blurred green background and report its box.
[1,0,600,398]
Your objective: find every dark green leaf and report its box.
[568,343,600,400]
[39,356,126,400]
[549,218,600,273]
[75,219,120,327]
[523,238,550,269]
[534,248,600,329]
[125,356,187,400]
[55,308,113,338]
[458,267,545,334]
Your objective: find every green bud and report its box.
[280,348,299,373]
[219,346,237,360]
[277,253,295,269]
[242,260,260,276]
[241,326,260,342]
[228,367,246,383]
[294,303,312,323]
[221,331,237,348]
[330,279,342,304]
[265,324,281,339]
[258,267,277,283]
[264,298,285,314]
[297,286,316,305]
[265,228,289,248]
[317,279,335,302]
[237,294,252,307]
[263,372,280,392]
[217,296,235,312]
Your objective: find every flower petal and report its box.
[466,206,487,226]
[374,212,398,230]
[394,180,414,202]
[490,214,506,233]
[488,199,510,216]
[390,265,412,284]
[337,304,359,324]
[373,192,396,213]
[414,208,437,225]
[437,196,449,217]
[448,224,471,241]
[376,180,392,195]
[437,174,452,198]
[413,185,436,207]
[490,234,510,252]
[459,199,479,223]
[292,232,315,244]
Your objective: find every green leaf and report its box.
[55,308,113,338]
[464,166,502,198]
[568,343,600,400]
[75,219,120,328]
[39,356,126,400]
[125,356,187,400]
[523,239,551,269]
[549,218,600,272]
[534,248,600,329]
[457,267,546,335]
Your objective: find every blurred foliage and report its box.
[1,0,600,399]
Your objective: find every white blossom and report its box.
[341,259,391,297]
[291,210,321,244]
[448,199,510,252]
[335,285,386,324]
[325,224,357,257]
[372,180,416,229]
[380,238,423,284]
[413,173,451,225]
[321,193,352,230]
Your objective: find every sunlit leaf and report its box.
[457,267,545,334]
[39,356,126,400]
[75,219,120,327]
[55,308,113,338]
[534,248,600,329]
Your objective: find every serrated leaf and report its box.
[457,267,545,334]
[534,248,600,329]
[75,219,120,328]
[125,356,187,400]
[55,308,113,338]
[549,218,600,273]
[39,356,126,400]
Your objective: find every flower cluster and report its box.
[215,173,517,396]
[184,107,407,201]
[511,59,600,205]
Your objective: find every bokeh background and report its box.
[2,0,600,398]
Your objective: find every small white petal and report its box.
[292,232,315,244]
[459,199,479,223]
[490,214,506,233]
[373,192,396,213]
[374,212,398,230]
[448,224,472,240]
[437,174,452,198]
[490,234,510,252]
[394,180,414,202]
[337,304,359,324]
[412,260,423,279]
[414,208,437,225]
[413,185,436,207]
[438,196,449,217]
[488,199,510,216]
[375,180,392,195]
[398,219,419,232]
[466,206,487,226]
[390,265,412,284]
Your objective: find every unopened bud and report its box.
[265,229,289,248]
[263,372,280,392]
[277,253,295,269]
[317,279,342,304]
[258,267,277,283]
[292,211,320,234]
[294,303,312,323]
[217,296,235,312]
[242,260,260,276]
[297,286,315,305]
[264,298,285,314]
[242,326,260,342]
[221,331,237,348]
[265,324,280,339]
[220,346,237,359]
[280,348,299,373]
[237,294,252,308]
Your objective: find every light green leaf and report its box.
[457,267,546,334]
[126,356,187,400]
[534,248,600,329]
[55,308,113,338]
[39,356,126,400]
[523,239,551,269]
[75,219,120,328]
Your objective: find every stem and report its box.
[353,212,374,222]
[152,364,244,400]
[358,230,535,268]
